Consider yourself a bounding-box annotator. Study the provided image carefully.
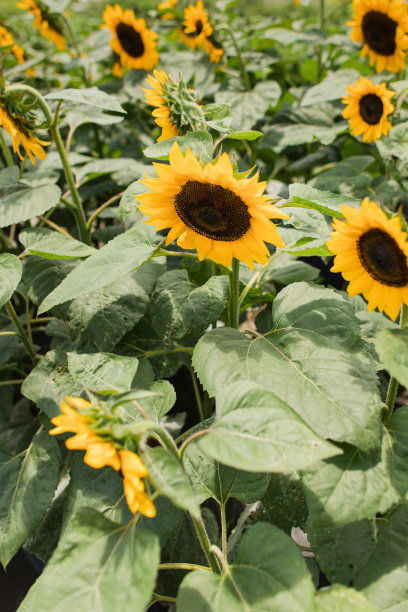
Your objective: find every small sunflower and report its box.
[17,0,67,51]
[179,0,212,50]
[348,0,408,73]
[327,198,408,321]
[0,95,49,164]
[143,69,180,141]
[342,76,395,143]
[204,36,223,63]
[0,25,25,64]
[102,4,159,72]
[136,142,289,269]
[158,0,178,20]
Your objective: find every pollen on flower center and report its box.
[116,22,144,57]
[174,180,251,241]
[359,94,383,124]
[362,11,397,55]
[357,228,408,287]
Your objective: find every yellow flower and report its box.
[143,69,180,141]
[326,198,408,321]
[136,142,288,269]
[0,99,49,164]
[342,76,395,143]
[203,37,223,63]
[120,450,156,517]
[0,25,25,64]
[179,0,212,50]
[17,0,67,51]
[348,0,408,73]
[158,0,177,20]
[102,4,159,72]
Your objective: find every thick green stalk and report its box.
[0,130,14,166]
[191,516,222,574]
[5,301,37,364]
[229,258,240,329]
[384,303,408,419]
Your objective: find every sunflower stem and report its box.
[0,130,14,167]
[5,84,90,245]
[384,303,408,420]
[230,258,240,329]
[191,515,222,574]
[316,0,326,81]
[219,26,251,90]
[189,366,205,422]
[5,300,37,365]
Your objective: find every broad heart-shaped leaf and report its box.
[198,382,341,473]
[354,503,408,611]
[285,183,360,217]
[376,120,408,164]
[376,329,408,389]
[19,228,95,259]
[0,182,61,227]
[67,352,148,394]
[215,81,281,130]
[18,508,160,612]
[303,431,399,528]
[38,225,159,314]
[301,69,360,107]
[177,522,315,612]
[45,87,125,114]
[183,437,270,504]
[386,406,408,498]
[150,270,229,349]
[141,447,200,520]
[143,131,213,163]
[262,473,308,534]
[0,254,22,309]
[193,287,382,451]
[108,380,176,424]
[314,585,376,612]
[22,348,83,418]
[0,431,61,568]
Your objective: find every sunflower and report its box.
[326,198,408,321]
[136,142,289,269]
[17,0,67,51]
[204,36,223,63]
[348,0,408,73]
[158,0,178,20]
[0,97,49,164]
[0,25,25,64]
[102,4,159,72]
[143,69,180,141]
[179,0,213,50]
[342,76,395,143]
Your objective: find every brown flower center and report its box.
[186,19,203,37]
[357,228,408,287]
[174,180,251,241]
[359,94,384,125]
[361,11,397,56]
[116,23,145,58]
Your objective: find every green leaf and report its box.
[0,254,22,309]
[285,183,360,217]
[67,352,142,394]
[376,329,408,388]
[143,131,213,163]
[177,522,315,612]
[118,181,146,222]
[226,130,263,140]
[376,121,408,164]
[386,406,408,498]
[150,270,229,349]
[198,382,341,473]
[183,438,270,504]
[0,183,61,227]
[301,70,360,107]
[19,228,95,259]
[142,447,200,519]
[284,238,332,257]
[260,252,320,285]
[262,473,307,534]
[76,158,146,186]
[65,106,124,130]
[44,87,125,113]
[215,81,281,130]
[38,225,159,314]
[109,379,176,423]
[314,585,376,612]
[0,430,61,568]
[19,508,160,612]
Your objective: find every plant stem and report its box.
[191,516,222,574]
[0,379,25,387]
[86,192,123,229]
[178,428,212,459]
[38,215,74,239]
[220,26,251,90]
[220,502,228,559]
[384,303,408,419]
[5,301,37,364]
[158,563,211,571]
[229,258,240,329]
[0,130,14,166]
[156,249,199,260]
[316,0,326,81]
[190,366,205,422]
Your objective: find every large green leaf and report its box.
[285,183,359,217]
[262,473,308,534]
[143,131,213,163]
[38,225,159,314]
[177,522,315,612]
[0,431,60,568]
[67,352,145,394]
[215,81,281,130]
[197,382,341,473]
[150,270,229,349]
[19,508,160,612]
[19,228,95,259]
[0,182,61,227]
[0,254,22,309]
[301,70,360,106]
[376,329,408,389]
[314,585,376,612]
[45,87,125,113]
[386,406,408,498]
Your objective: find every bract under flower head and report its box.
[136,142,288,269]
[348,0,408,73]
[342,76,395,143]
[17,0,67,50]
[327,198,408,321]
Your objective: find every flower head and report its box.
[0,94,49,164]
[102,4,159,73]
[348,0,408,73]
[136,142,288,269]
[342,76,395,143]
[326,198,408,320]
[179,0,212,50]
[17,0,67,50]
[158,0,178,20]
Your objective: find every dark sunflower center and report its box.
[362,11,397,56]
[186,19,203,37]
[174,180,251,241]
[116,23,144,57]
[357,228,408,287]
[359,94,384,124]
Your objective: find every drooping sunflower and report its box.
[136,142,289,269]
[0,25,25,64]
[326,198,408,321]
[102,4,159,73]
[342,76,395,143]
[203,36,223,63]
[157,0,178,20]
[348,0,408,73]
[17,0,67,51]
[0,96,49,164]
[179,0,213,50]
